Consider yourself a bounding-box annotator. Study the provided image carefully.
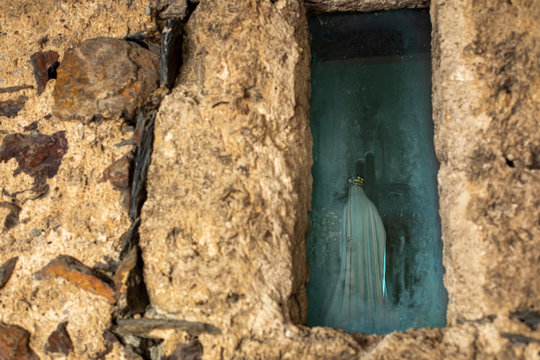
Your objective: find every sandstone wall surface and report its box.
[0,0,155,358]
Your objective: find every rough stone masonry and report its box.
[0,0,539,359]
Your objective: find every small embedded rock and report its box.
[100,151,134,209]
[100,151,134,190]
[160,19,183,89]
[45,321,73,355]
[30,50,59,95]
[93,330,119,359]
[52,37,159,122]
[0,96,27,118]
[22,121,39,132]
[164,338,202,360]
[150,0,188,19]
[0,256,18,289]
[0,322,39,360]
[115,319,220,338]
[37,255,116,304]
[0,85,33,94]
[0,131,68,198]
[113,246,149,317]
[124,345,144,360]
[0,202,21,232]
[30,229,42,237]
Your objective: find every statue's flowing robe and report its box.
[325,185,387,333]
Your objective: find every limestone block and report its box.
[432,0,540,323]
[139,0,311,356]
[53,37,159,122]
[0,98,136,358]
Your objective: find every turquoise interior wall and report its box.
[307,9,447,334]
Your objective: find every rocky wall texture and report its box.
[138,0,314,357]
[0,0,539,359]
[429,0,540,357]
[0,0,156,358]
[432,0,540,330]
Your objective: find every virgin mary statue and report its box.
[324,175,388,333]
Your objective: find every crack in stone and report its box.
[111,4,199,358]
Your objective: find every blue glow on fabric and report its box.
[324,182,389,333]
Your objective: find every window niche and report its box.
[306,8,447,334]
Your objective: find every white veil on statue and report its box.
[324,175,389,333]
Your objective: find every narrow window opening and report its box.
[306,9,447,334]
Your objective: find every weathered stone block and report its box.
[139,0,312,357]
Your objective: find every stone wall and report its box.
[0,0,539,359]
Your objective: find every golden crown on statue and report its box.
[348,175,365,187]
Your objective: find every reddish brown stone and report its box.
[0,202,21,232]
[52,37,159,122]
[37,255,116,304]
[100,151,134,209]
[0,96,27,118]
[30,50,59,95]
[0,131,68,198]
[0,322,38,360]
[45,321,73,355]
[100,151,134,190]
[0,257,18,289]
